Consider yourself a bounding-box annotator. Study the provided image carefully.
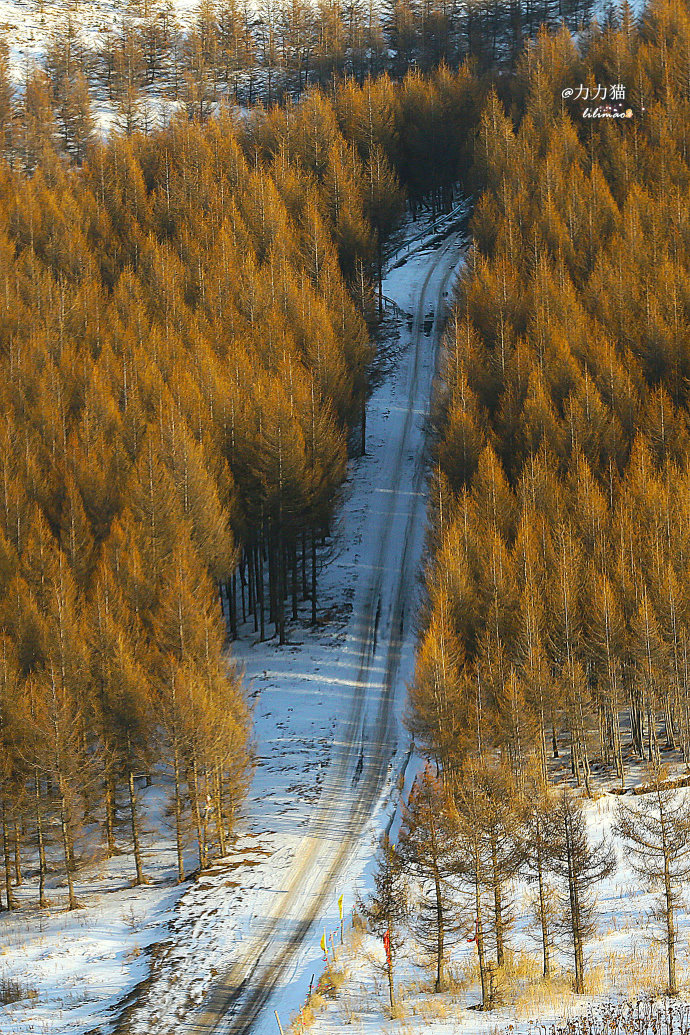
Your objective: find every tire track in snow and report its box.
[178,233,466,1035]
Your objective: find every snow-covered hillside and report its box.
[0,0,199,80]
[0,0,651,138]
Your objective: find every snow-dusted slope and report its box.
[0,0,199,80]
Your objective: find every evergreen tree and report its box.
[615,763,690,996]
[360,834,409,1012]
[398,765,460,992]
[551,789,615,993]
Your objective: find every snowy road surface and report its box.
[108,226,466,1035]
[177,231,467,1035]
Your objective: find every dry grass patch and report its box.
[594,943,690,998]
[0,975,38,1004]
[288,959,349,1031]
[508,971,575,1018]
[409,995,453,1021]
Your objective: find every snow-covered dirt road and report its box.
[113,224,466,1035]
[189,231,465,1035]
[193,239,463,1034]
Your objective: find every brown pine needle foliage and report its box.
[0,88,398,900]
[415,0,690,793]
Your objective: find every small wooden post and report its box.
[274,1009,285,1034]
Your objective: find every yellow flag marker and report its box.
[338,894,344,920]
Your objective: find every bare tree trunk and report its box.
[598,706,608,767]
[172,739,185,882]
[105,776,117,857]
[536,829,550,976]
[128,764,145,886]
[474,857,489,1009]
[12,819,21,885]
[664,860,677,994]
[268,535,277,631]
[230,573,238,639]
[539,705,548,785]
[58,782,77,910]
[214,767,226,857]
[35,774,47,908]
[434,872,445,991]
[277,535,285,645]
[573,909,583,992]
[565,811,583,993]
[291,542,298,621]
[1,800,16,910]
[64,789,77,872]
[247,548,256,631]
[311,527,317,626]
[257,542,265,641]
[189,759,206,869]
[612,704,624,790]
[301,529,308,599]
[664,696,675,749]
[491,837,504,967]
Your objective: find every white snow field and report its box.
[0,784,195,1035]
[0,214,466,1035]
[0,0,202,81]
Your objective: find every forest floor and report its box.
[0,209,467,1035]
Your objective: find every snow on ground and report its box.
[0,784,189,1035]
[0,0,200,80]
[0,209,464,1035]
[306,778,690,1035]
[0,0,194,135]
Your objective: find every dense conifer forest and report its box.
[3,0,690,1019]
[414,0,690,789]
[358,8,690,1008]
[0,42,487,908]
